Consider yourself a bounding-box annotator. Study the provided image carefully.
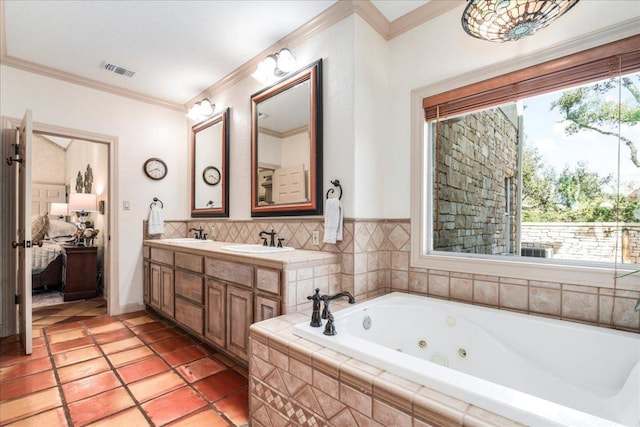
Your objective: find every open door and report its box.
[14,110,33,354]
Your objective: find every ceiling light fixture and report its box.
[252,48,297,85]
[461,0,580,43]
[187,98,215,122]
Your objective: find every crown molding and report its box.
[1,0,460,112]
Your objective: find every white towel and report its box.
[323,198,343,244]
[148,204,164,236]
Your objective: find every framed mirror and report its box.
[191,108,230,217]
[251,59,322,216]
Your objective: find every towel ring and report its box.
[150,197,164,209]
[326,180,342,200]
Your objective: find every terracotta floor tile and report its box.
[142,386,207,425]
[117,355,169,384]
[215,388,249,426]
[212,352,237,368]
[0,356,53,382]
[53,345,102,368]
[167,407,233,427]
[100,336,144,355]
[130,321,168,335]
[107,345,154,368]
[0,387,62,425]
[93,328,134,345]
[117,310,149,320]
[139,328,183,344]
[0,370,57,401]
[49,336,95,354]
[45,321,85,335]
[176,357,227,383]
[123,314,158,327]
[86,407,149,427]
[0,345,49,367]
[88,321,126,336]
[83,316,119,329]
[128,371,186,403]
[57,357,110,384]
[4,407,68,427]
[162,345,208,367]
[0,340,21,353]
[151,336,195,354]
[47,327,88,344]
[67,387,134,426]
[62,370,122,403]
[32,337,45,348]
[0,335,20,346]
[193,369,248,403]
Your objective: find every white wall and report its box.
[386,1,640,218]
[1,65,188,311]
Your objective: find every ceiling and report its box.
[2,0,430,109]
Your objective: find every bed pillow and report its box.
[47,219,77,238]
[31,213,49,242]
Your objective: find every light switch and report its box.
[123,201,130,210]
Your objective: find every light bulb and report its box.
[277,48,296,73]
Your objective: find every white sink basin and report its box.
[158,238,213,244]
[221,244,294,254]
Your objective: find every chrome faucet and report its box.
[189,227,206,240]
[259,229,277,247]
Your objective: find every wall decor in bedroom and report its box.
[75,171,84,193]
[84,164,93,193]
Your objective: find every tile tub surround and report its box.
[248,309,524,427]
[144,218,640,333]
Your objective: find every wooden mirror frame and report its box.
[250,59,323,217]
[190,108,230,217]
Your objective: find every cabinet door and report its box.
[150,263,161,310]
[160,265,174,317]
[255,295,280,322]
[226,285,253,361]
[205,279,226,348]
[143,260,150,304]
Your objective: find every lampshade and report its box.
[69,193,97,212]
[187,98,215,122]
[49,202,69,216]
[462,0,580,43]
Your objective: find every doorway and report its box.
[1,117,118,338]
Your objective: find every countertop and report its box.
[144,239,341,270]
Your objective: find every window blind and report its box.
[423,35,640,121]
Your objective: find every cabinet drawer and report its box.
[205,258,253,288]
[150,247,174,265]
[256,268,280,295]
[176,252,203,273]
[143,245,150,259]
[175,297,203,335]
[175,270,204,304]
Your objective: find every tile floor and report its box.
[0,305,249,426]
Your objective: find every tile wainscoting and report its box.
[144,218,639,332]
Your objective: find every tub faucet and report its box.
[321,291,356,320]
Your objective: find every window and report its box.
[412,35,640,287]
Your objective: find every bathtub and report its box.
[293,293,640,427]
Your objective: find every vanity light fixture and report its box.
[187,98,215,122]
[252,48,297,85]
[462,0,580,42]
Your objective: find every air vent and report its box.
[102,62,135,78]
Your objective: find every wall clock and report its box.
[143,158,168,180]
[202,166,221,185]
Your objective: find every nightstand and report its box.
[62,245,97,301]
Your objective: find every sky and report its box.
[521,72,640,195]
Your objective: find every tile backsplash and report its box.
[143,218,639,332]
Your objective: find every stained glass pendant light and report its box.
[462,0,580,42]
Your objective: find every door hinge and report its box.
[15,295,19,305]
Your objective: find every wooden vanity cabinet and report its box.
[226,284,253,361]
[205,279,226,348]
[147,247,174,317]
[174,253,204,335]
